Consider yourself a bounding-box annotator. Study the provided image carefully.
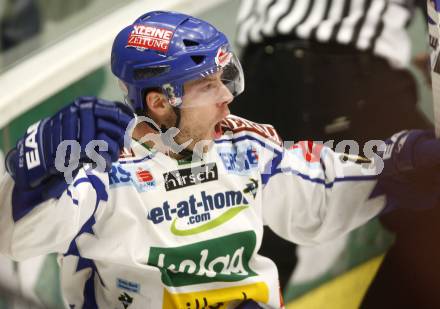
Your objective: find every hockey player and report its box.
[1,11,440,309]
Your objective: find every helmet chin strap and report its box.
[168,106,195,158]
[149,104,194,159]
[143,90,197,158]
[171,106,181,130]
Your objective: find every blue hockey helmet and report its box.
[111,11,244,112]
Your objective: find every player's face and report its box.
[174,71,234,150]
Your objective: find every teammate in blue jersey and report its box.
[1,11,440,309]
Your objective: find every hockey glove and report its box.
[5,96,134,191]
[373,130,440,212]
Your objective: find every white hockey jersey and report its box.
[0,115,386,309]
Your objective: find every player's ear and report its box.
[145,90,169,117]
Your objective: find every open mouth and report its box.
[213,122,223,139]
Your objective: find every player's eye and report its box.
[201,81,216,91]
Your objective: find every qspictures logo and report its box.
[163,163,218,191]
[147,231,257,287]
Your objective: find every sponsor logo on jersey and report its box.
[127,25,174,53]
[147,190,249,236]
[108,164,156,192]
[136,168,153,182]
[147,231,257,287]
[109,165,132,185]
[133,167,156,191]
[163,163,218,191]
[217,146,258,175]
[162,282,269,308]
[117,278,140,294]
[24,121,41,169]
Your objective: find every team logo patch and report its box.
[243,178,258,199]
[118,292,133,309]
[215,46,232,67]
[163,163,218,191]
[126,25,174,53]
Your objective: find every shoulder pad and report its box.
[221,115,282,146]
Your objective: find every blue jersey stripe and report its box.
[119,154,154,165]
[266,167,377,188]
[66,189,79,206]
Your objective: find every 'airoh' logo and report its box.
[147,231,257,287]
[147,190,249,236]
[163,163,218,191]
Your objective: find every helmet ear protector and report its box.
[111,11,244,113]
